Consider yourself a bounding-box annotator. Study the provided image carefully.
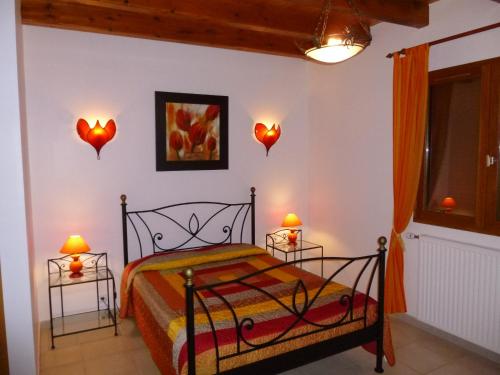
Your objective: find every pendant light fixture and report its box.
[302,0,371,64]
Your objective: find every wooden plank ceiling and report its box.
[21,0,430,58]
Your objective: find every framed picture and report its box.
[155,91,228,171]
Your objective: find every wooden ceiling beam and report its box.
[21,0,307,57]
[20,0,430,58]
[31,0,320,38]
[64,0,429,29]
[348,0,429,28]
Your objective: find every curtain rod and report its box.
[386,22,500,58]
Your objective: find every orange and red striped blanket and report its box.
[120,244,393,374]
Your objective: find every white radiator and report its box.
[416,235,500,353]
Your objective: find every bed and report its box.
[119,187,392,374]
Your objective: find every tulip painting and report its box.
[155,92,228,171]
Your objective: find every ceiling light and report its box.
[302,0,371,64]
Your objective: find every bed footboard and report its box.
[184,237,387,375]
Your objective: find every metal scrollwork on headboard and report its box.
[121,187,256,266]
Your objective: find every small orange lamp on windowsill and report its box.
[60,235,91,278]
[440,196,456,213]
[281,213,302,244]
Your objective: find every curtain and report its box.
[385,44,429,314]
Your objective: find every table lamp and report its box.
[60,235,91,278]
[281,213,302,244]
[440,196,456,213]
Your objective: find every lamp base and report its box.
[287,230,298,244]
[69,254,84,278]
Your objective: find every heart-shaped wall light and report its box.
[76,118,116,159]
[254,123,281,156]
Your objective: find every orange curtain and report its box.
[385,44,429,314]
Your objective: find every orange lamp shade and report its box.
[281,213,302,244]
[441,196,457,210]
[254,123,281,156]
[281,213,302,228]
[77,118,116,159]
[60,235,91,255]
[60,235,91,278]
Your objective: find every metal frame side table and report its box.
[47,252,118,349]
[266,229,324,277]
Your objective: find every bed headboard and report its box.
[120,187,256,267]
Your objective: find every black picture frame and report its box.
[155,91,228,171]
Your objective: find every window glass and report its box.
[424,77,481,216]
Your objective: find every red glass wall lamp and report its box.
[254,123,281,156]
[77,118,116,159]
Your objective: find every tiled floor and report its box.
[40,316,500,375]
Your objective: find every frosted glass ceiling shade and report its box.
[305,37,366,63]
[300,0,372,64]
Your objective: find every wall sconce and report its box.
[76,118,116,159]
[254,123,281,156]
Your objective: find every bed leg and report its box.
[375,236,386,373]
[375,336,384,373]
[185,268,196,375]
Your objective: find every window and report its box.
[414,56,500,235]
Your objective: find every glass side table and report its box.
[47,252,118,349]
[266,229,324,277]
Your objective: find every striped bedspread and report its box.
[120,243,393,374]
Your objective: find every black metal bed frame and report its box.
[121,187,386,374]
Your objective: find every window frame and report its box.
[414,56,500,236]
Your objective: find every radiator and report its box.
[416,235,500,353]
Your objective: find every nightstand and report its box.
[47,252,118,349]
[266,229,324,277]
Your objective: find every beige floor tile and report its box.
[40,345,83,369]
[83,352,138,375]
[396,341,452,374]
[80,336,128,360]
[119,318,140,336]
[39,330,52,353]
[418,336,467,361]
[335,347,420,375]
[283,361,329,375]
[379,362,421,375]
[48,333,80,351]
[131,347,161,375]
[390,318,436,349]
[78,327,118,344]
[40,362,86,375]
[314,351,364,370]
[116,334,147,351]
[336,347,376,368]
[427,354,500,375]
[282,347,411,375]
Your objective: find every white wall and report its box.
[307,0,500,317]
[22,27,311,321]
[0,0,38,373]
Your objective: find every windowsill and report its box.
[413,213,500,237]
